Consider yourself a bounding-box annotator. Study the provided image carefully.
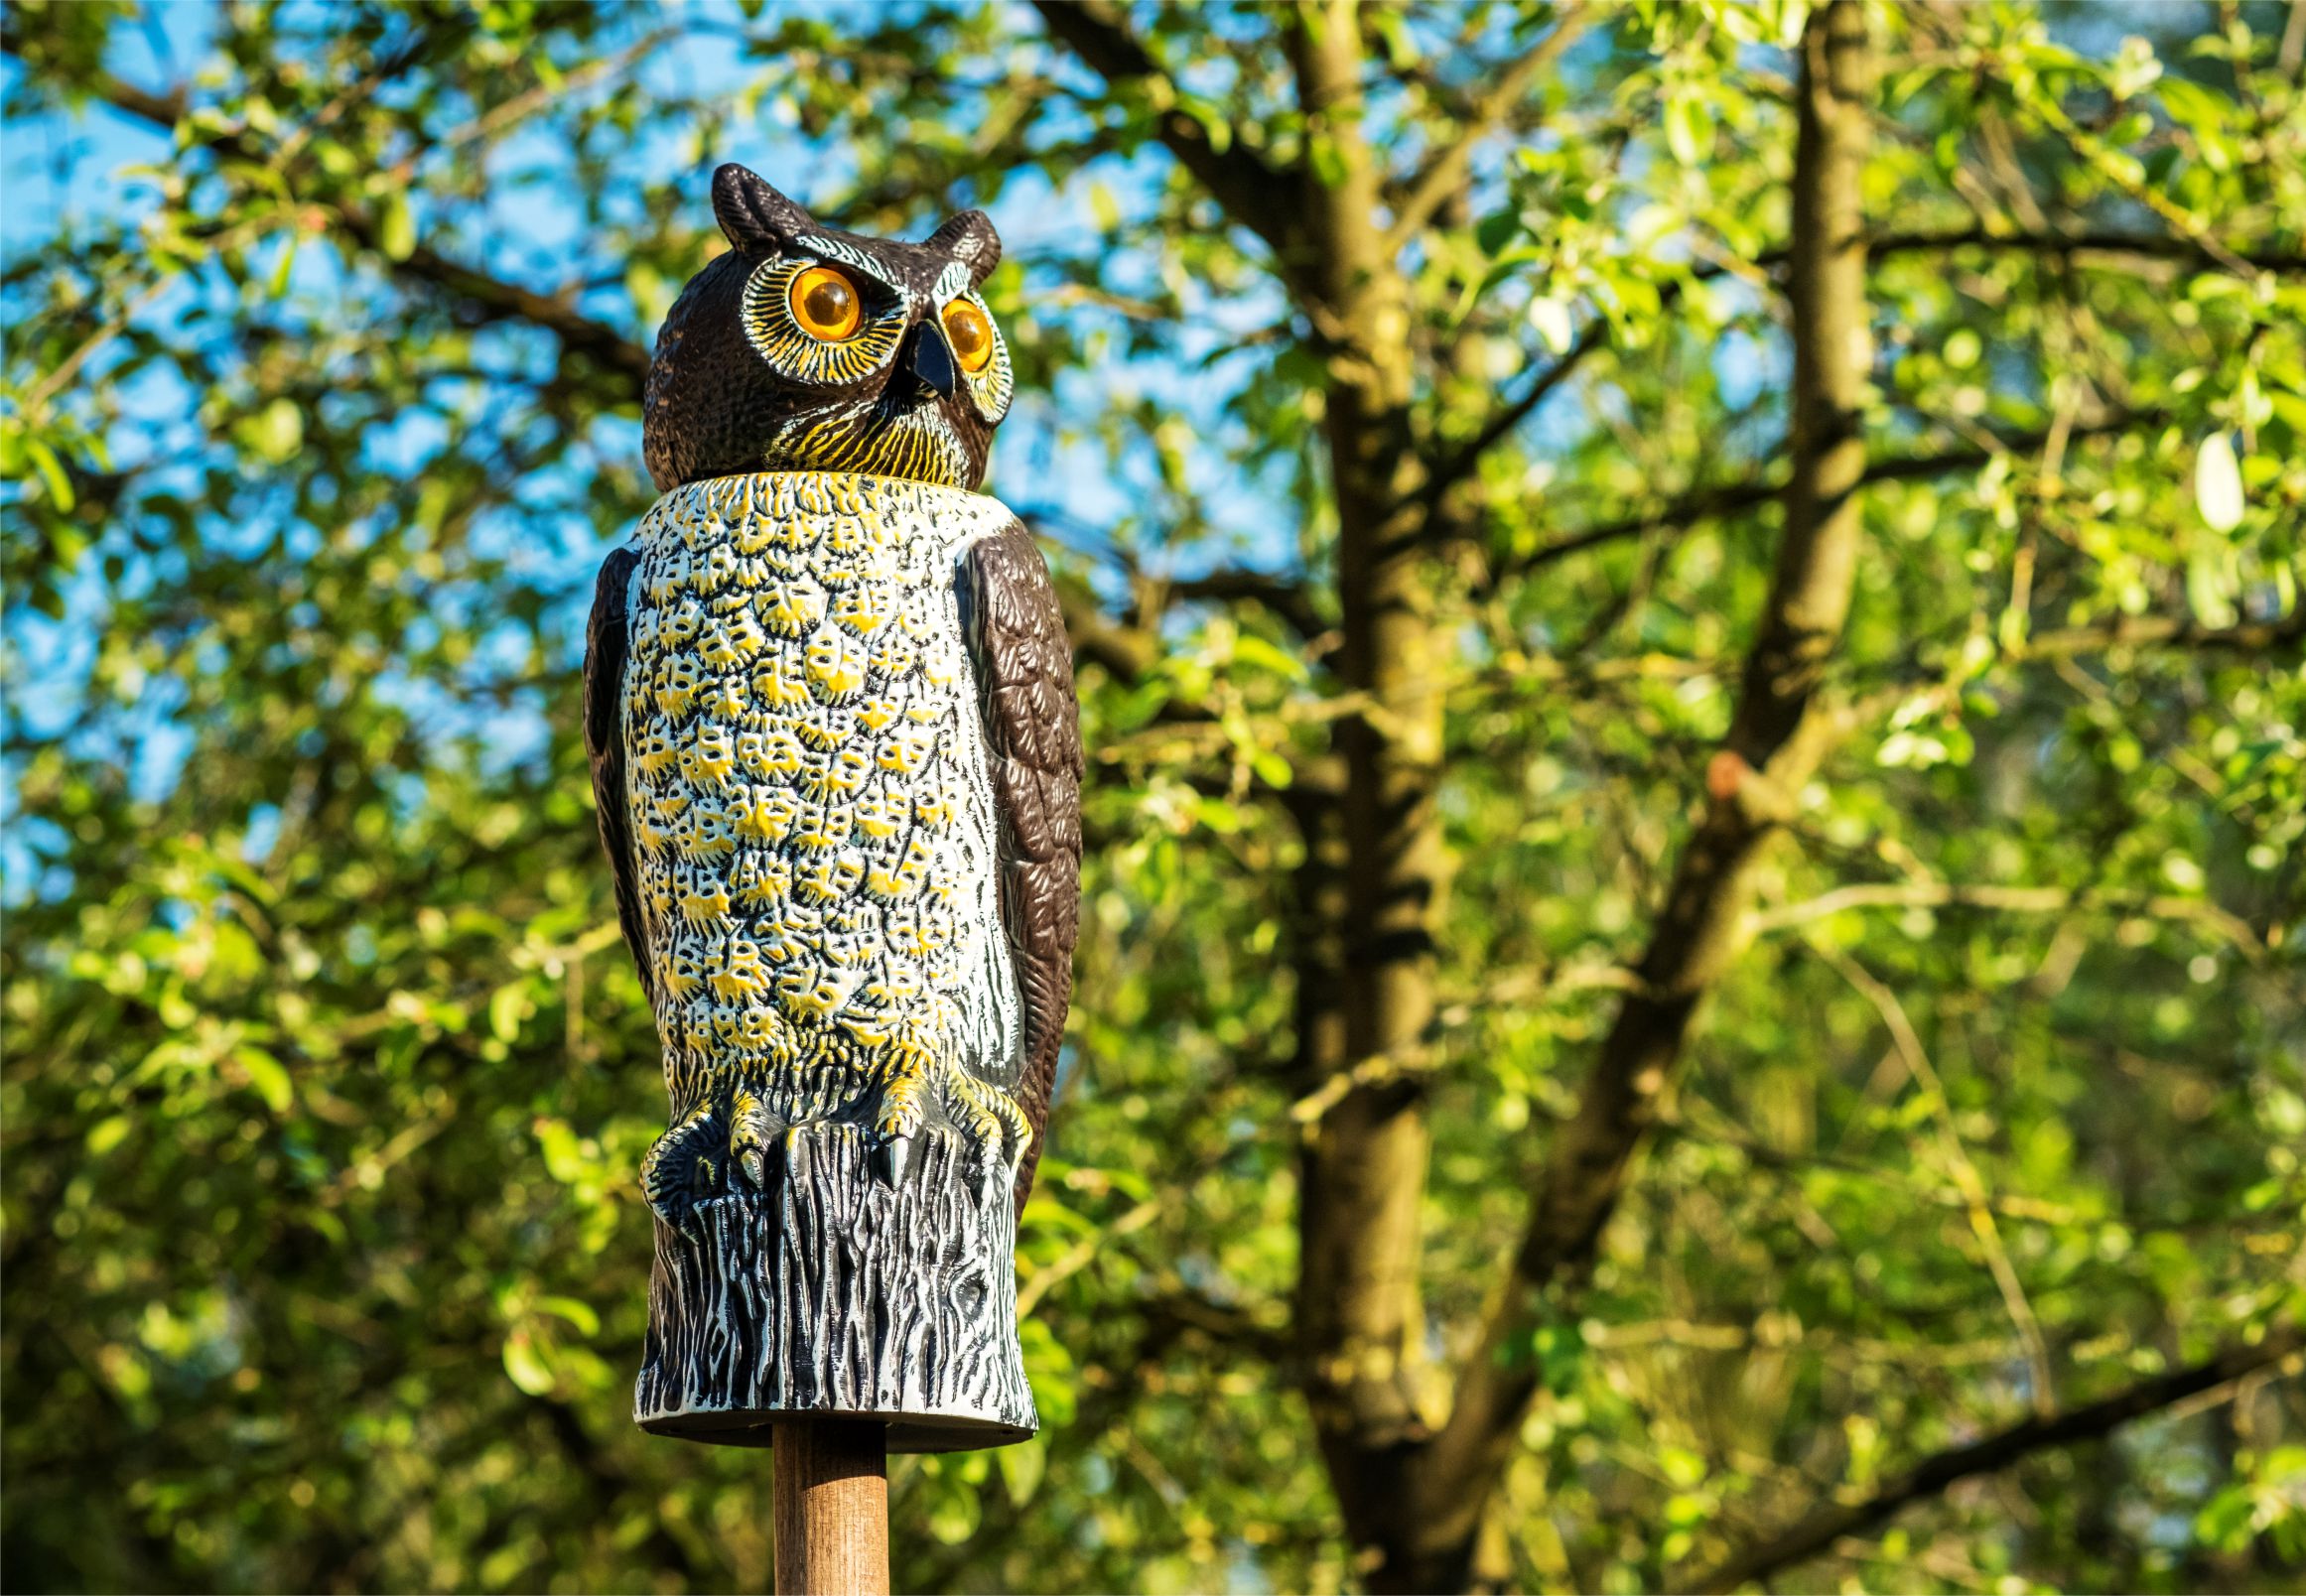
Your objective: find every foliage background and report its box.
[3,1,2303,1592]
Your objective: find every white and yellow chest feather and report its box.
[618,471,1021,1123]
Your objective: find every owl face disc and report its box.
[642,168,1015,495]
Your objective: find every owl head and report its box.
[642,164,1014,495]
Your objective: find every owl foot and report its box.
[729,1092,787,1189]
[874,1049,932,1135]
[641,1104,722,1239]
[944,1070,1032,1172]
[865,1041,1029,1185]
[870,1039,939,1187]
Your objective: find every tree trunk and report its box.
[1405,2,1879,1582]
[1282,2,1450,1569]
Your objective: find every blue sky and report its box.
[3,0,1803,903]
[2,4,1295,868]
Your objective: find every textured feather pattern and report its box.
[959,526,1083,1213]
[585,545,653,1004]
[611,473,1058,1229]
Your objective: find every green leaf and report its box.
[268,236,297,299]
[925,1479,981,1544]
[2159,76,2227,130]
[238,399,303,466]
[1018,1317,1076,1427]
[501,1333,556,1396]
[1305,132,1345,189]
[1665,94,1713,167]
[234,1046,294,1115]
[24,439,75,511]
[378,193,416,262]
[996,1434,1046,1505]
[489,981,530,1043]
[2194,433,2244,533]
[1089,182,1122,234]
[1476,208,1523,256]
[536,1296,601,1337]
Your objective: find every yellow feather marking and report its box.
[798,849,866,903]
[759,576,827,637]
[775,967,859,1021]
[877,729,931,776]
[753,653,814,710]
[791,802,853,852]
[678,879,731,924]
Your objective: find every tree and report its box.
[5,2,2303,1591]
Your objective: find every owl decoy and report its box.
[585,164,1082,1249]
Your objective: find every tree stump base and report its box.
[633,1122,1036,1452]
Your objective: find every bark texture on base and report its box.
[633,1124,1036,1452]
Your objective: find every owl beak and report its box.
[906,324,959,401]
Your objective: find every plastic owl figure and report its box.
[585,166,1079,1438]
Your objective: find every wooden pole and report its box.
[772,1419,889,1595]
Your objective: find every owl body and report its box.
[618,471,1028,1165]
[588,166,1080,1244]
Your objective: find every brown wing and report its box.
[959,524,1083,1215]
[584,546,653,1005]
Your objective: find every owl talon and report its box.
[642,1106,722,1239]
[730,1094,786,1190]
[876,1133,914,1187]
[943,1069,1032,1171]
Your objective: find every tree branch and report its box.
[1751,878,2264,955]
[1835,600,2306,748]
[3,38,651,396]
[1411,315,1611,526]
[350,226,651,391]
[1138,1286,1295,1364]
[1861,226,2306,275]
[1415,3,1881,1542]
[1684,1325,2306,1593]
[1166,567,1324,639]
[1385,4,1597,246]
[1478,411,2158,589]
[1028,0,1297,268]
[2018,606,2306,662]
[1053,579,1159,684]
[1744,228,2306,277]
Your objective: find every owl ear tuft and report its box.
[712,164,816,252]
[923,209,1002,286]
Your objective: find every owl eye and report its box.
[942,301,995,373]
[789,265,863,341]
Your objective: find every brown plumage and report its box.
[960,525,1084,1211]
[584,545,651,1005]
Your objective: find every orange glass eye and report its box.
[942,301,995,373]
[789,265,862,341]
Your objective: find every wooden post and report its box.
[772,1419,889,1595]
